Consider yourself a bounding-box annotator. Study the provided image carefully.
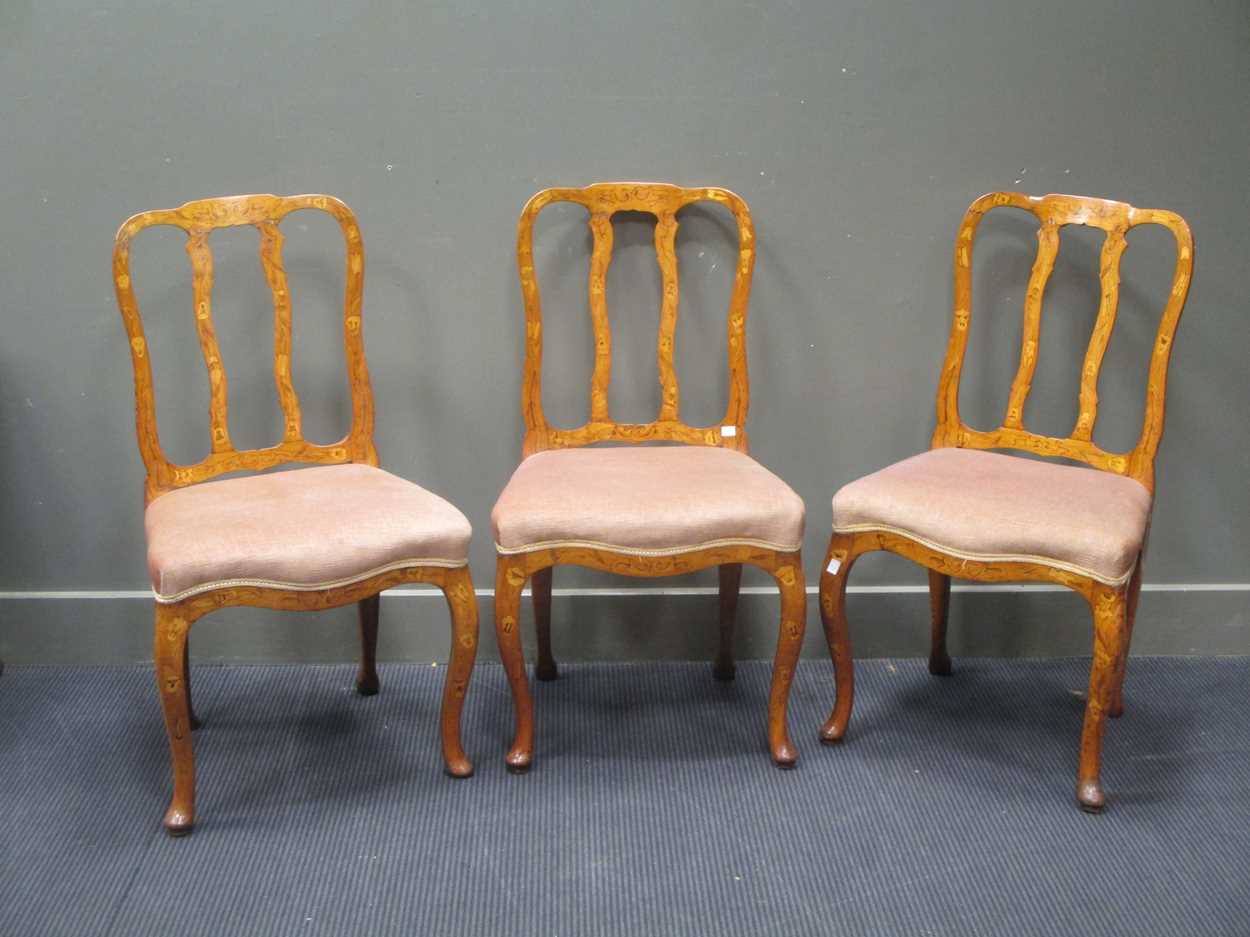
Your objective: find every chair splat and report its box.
[257,221,303,443]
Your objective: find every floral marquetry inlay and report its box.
[932,191,1194,494]
[820,190,1193,812]
[515,182,756,458]
[112,193,376,503]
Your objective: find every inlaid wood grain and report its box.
[153,564,479,835]
[502,185,802,770]
[114,195,479,835]
[113,193,376,504]
[821,191,1194,811]
[494,545,805,771]
[515,183,755,457]
[932,191,1193,493]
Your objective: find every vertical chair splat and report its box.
[258,221,303,442]
[587,212,614,423]
[185,231,232,454]
[1071,227,1129,441]
[1003,221,1059,429]
[655,210,681,422]
[722,204,754,432]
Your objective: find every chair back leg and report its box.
[356,595,381,696]
[928,570,953,676]
[714,563,742,681]
[531,566,557,681]
[1110,555,1144,718]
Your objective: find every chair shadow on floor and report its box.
[513,662,776,767]
[845,658,1193,807]
[119,666,458,833]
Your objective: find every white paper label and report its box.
[720,425,737,437]
[826,558,842,575]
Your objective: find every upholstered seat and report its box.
[146,463,471,601]
[492,446,805,555]
[831,447,1152,586]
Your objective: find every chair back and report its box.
[932,191,1193,493]
[113,194,376,503]
[515,183,756,457]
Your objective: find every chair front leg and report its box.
[714,563,742,681]
[766,556,805,768]
[1110,555,1144,718]
[531,566,557,681]
[495,556,534,772]
[818,534,858,744]
[356,594,381,696]
[154,602,201,836]
[1078,583,1129,812]
[928,570,953,676]
[439,566,478,778]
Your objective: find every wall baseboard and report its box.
[1,584,1246,665]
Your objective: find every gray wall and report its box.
[1,0,1247,665]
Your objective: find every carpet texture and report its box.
[1,658,1247,936]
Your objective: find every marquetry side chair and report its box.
[818,191,1193,811]
[491,183,806,772]
[113,194,479,836]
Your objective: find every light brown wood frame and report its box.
[113,194,479,836]
[818,191,1193,812]
[498,183,805,770]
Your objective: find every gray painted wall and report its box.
[1,0,1247,665]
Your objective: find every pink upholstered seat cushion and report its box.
[491,446,804,555]
[831,447,1152,585]
[145,463,471,602]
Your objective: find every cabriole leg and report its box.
[818,535,858,744]
[154,602,198,836]
[439,567,478,778]
[495,556,533,773]
[766,557,805,768]
[1077,584,1128,812]
[714,563,742,681]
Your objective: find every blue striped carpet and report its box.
[1,658,1247,936]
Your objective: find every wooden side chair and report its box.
[491,183,807,772]
[818,191,1193,811]
[112,194,480,836]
